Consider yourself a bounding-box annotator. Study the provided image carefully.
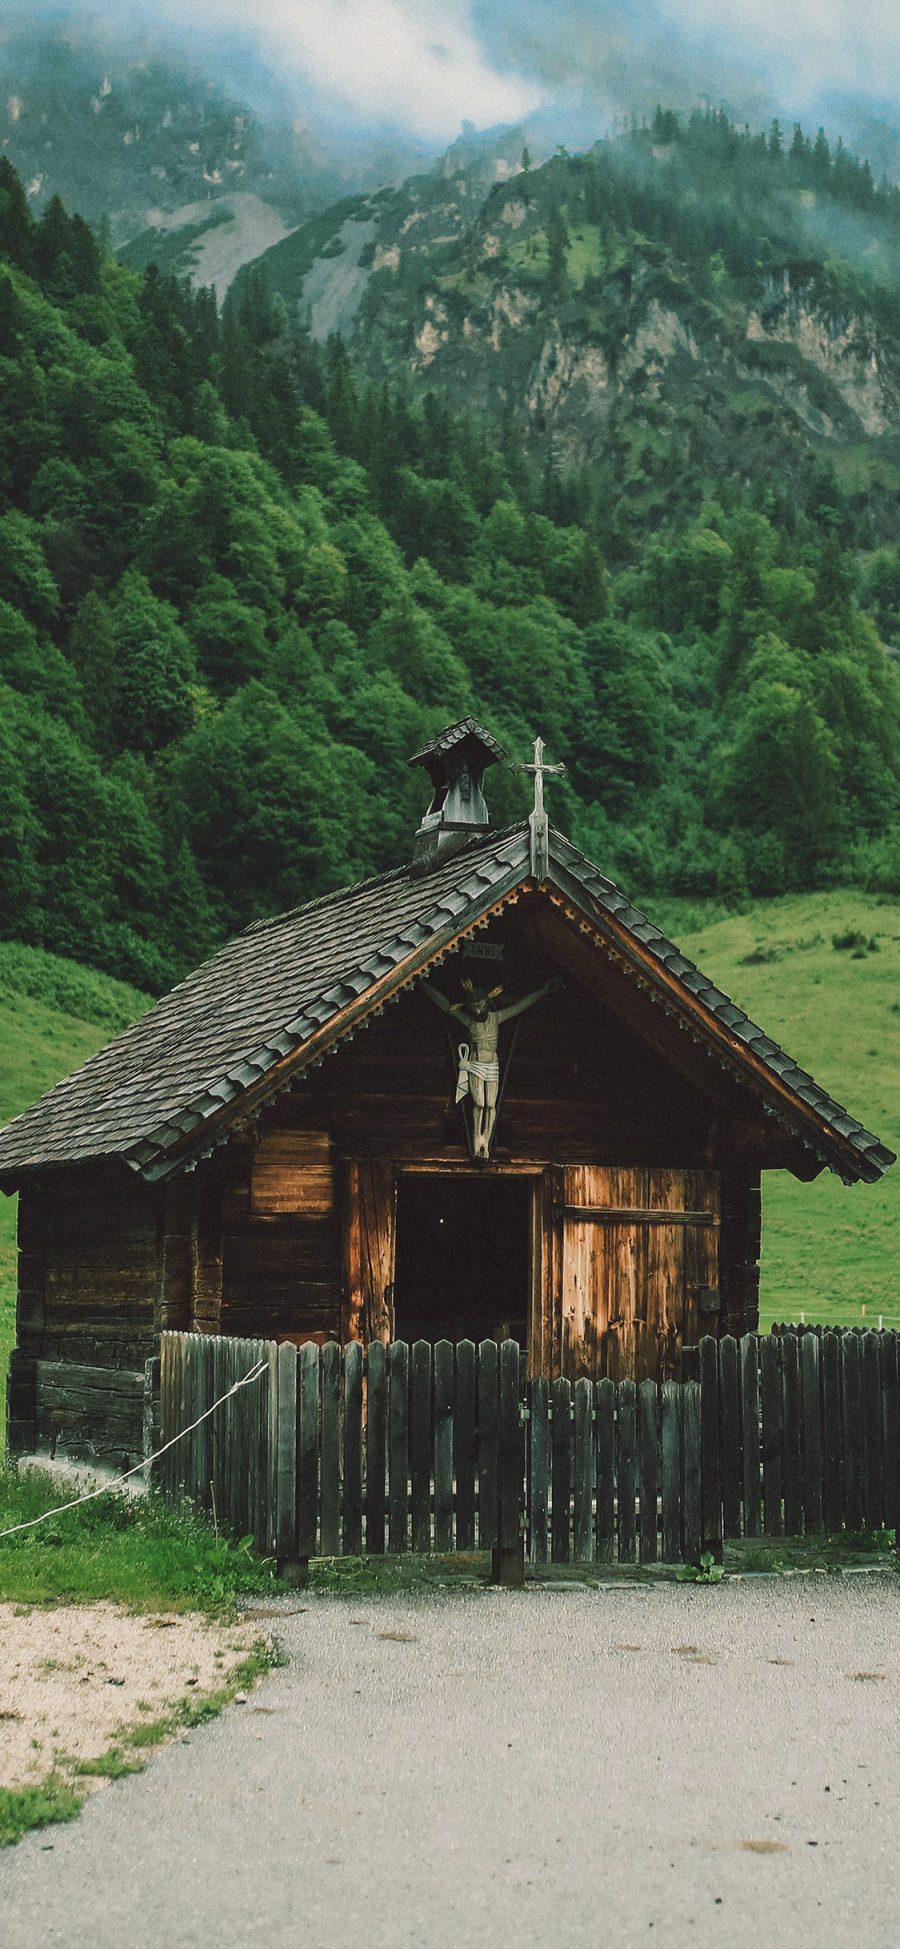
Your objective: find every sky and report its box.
[7,2,900,153]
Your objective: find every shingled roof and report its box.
[0,822,893,1187]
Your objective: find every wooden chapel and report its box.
[1,719,893,1466]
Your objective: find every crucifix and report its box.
[422,974,562,1159]
[512,735,566,879]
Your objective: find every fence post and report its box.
[275,1342,305,1586]
[492,1337,525,1587]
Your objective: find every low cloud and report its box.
[150,0,542,138]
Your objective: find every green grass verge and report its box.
[663,890,900,1329]
[0,1643,279,1850]
[0,1467,277,1611]
[0,1778,84,1849]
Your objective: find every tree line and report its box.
[0,157,898,992]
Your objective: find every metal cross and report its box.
[512,736,566,819]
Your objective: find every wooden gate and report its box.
[558,1167,720,1380]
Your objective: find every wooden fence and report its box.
[158,1328,900,1572]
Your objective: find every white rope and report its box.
[0,1357,269,1541]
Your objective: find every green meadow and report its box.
[0,891,897,1397]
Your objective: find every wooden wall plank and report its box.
[251,1131,333,1214]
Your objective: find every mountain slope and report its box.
[236,116,900,548]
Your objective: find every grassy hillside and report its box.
[670,890,900,1330]
[0,948,153,1393]
[0,895,896,1402]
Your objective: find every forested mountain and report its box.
[238,111,900,555]
[1,148,899,997]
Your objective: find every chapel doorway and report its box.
[392,1174,532,1347]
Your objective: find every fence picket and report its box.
[800,1332,823,1535]
[433,1340,454,1553]
[574,1378,594,1563]
[275,1342,298,1567]
[781,1333,803,1537]
[760,1335,784,1536]
[551,1377,572,1563]
[410,1341,432,1553]
[638,1380,658,1564]
[740,1335,760,1536]
[617,1380,636,1564]
[862,1332,884,1529]
[320,1342,341,1556]
[595,1378,615,1563]
[343,1341,364,1556]
[682,1381,701,1564]
[365,1342,387,1556]
[822,1331,843,1533]
[719,1337,741,1539]
[881,1334,900,1537]
[297,1343,319,1562]
[478,1341,499,1552]
[498,1338,522,1555]
[528,1375,550,1565]
[842,1333,863,1532]
[661,1381,681,1562]
[454,1341,476,1552]
[699,1336,722,1561]
[388,1340,409,1553]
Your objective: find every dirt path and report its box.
[1,1574,899,1947]
[0,1603,258,1793]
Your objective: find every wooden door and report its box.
[559,1166,719,1382]
[343,1161,396,1344]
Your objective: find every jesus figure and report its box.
[421,973,562,1159]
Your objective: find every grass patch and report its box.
[0,1467,277,1612]
[0,1777,84,1848]
[122,1643,281,1748]
[657,890,900,1330]
[72,1750,146,1780]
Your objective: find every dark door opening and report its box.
[392,1174,531,1347]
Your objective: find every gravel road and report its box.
[3,1573,899,1948]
